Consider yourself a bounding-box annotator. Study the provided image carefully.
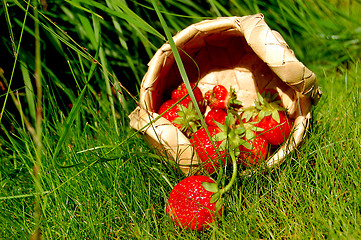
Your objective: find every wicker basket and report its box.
[129,14,322,175]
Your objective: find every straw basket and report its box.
[129,14,322,175]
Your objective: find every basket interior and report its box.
[154,29,297,115]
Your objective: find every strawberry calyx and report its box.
[254,91,286,124]
[250,90,293,146]
[241,122,264,150]
[201,181,224,212]
[238,121,269,166]
[228,87,243,110]
[240,106,259,123]
[260,88,282,103]
[173,102,202,137]
[212,113,246,155]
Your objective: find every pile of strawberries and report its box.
[159,82,293,231]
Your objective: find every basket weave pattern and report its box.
[129,14,322,175]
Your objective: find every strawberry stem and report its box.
[219,149,238,196]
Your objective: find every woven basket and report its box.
[129,14,322,175]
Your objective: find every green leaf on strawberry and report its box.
[254,92,285,123]
[173,102,201,136]
[158,99,201,137]
[201,182,219,193]
[213,113,246,154]
[238,122,269,166]
[201,182,224,208]
[210,191,221,204]
[228,87,243,109]
[243,122,264,141]
[215,197,224,213]
[240,106,258,123]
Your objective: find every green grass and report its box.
[1,0,361,239]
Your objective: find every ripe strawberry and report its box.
[238,125,269,166]
[240,89,281,123]
[205,108,228,126]
[205,85,242,110]
[158,99,201,137]
[255,112,292,146]
[166,175,223,231]
[171,82,205,113]
[191,113,247,173]
[190,126,228,174]
[242,90,293,146]
[205,85,228,109]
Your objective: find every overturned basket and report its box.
[129,14,322,175]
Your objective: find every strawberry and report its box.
[158,99,201,137]
[240,89,281,123]
[191,113,246,173]
[205,85,242,110]
[166,175,223,231]
[190,126,228,174]
[242,90,293,146]
[171,82,205,113]
[255,112,292,146]
[205,85,228,109]
[238,123,269,166]
[205,108,228,126]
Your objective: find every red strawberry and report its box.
[205,108,228,126]
[239,129,269,166]
[158,99,201,137]
[242,91,293,146]
[190,126,228,174]
[240,89,281,123]
[255,112,292,146]
[205,85,228,109]
[166,175,223,231]
[205,85,242,110]
[171,82,205,113]
[158,99,186,128]
[191,113,247,173]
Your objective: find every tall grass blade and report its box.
[52,53,99,164]
[20,62,36,125]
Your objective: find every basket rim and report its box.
[140,14,322,110]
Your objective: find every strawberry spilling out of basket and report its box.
[162,84,294,231]
[158,83,293,171]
